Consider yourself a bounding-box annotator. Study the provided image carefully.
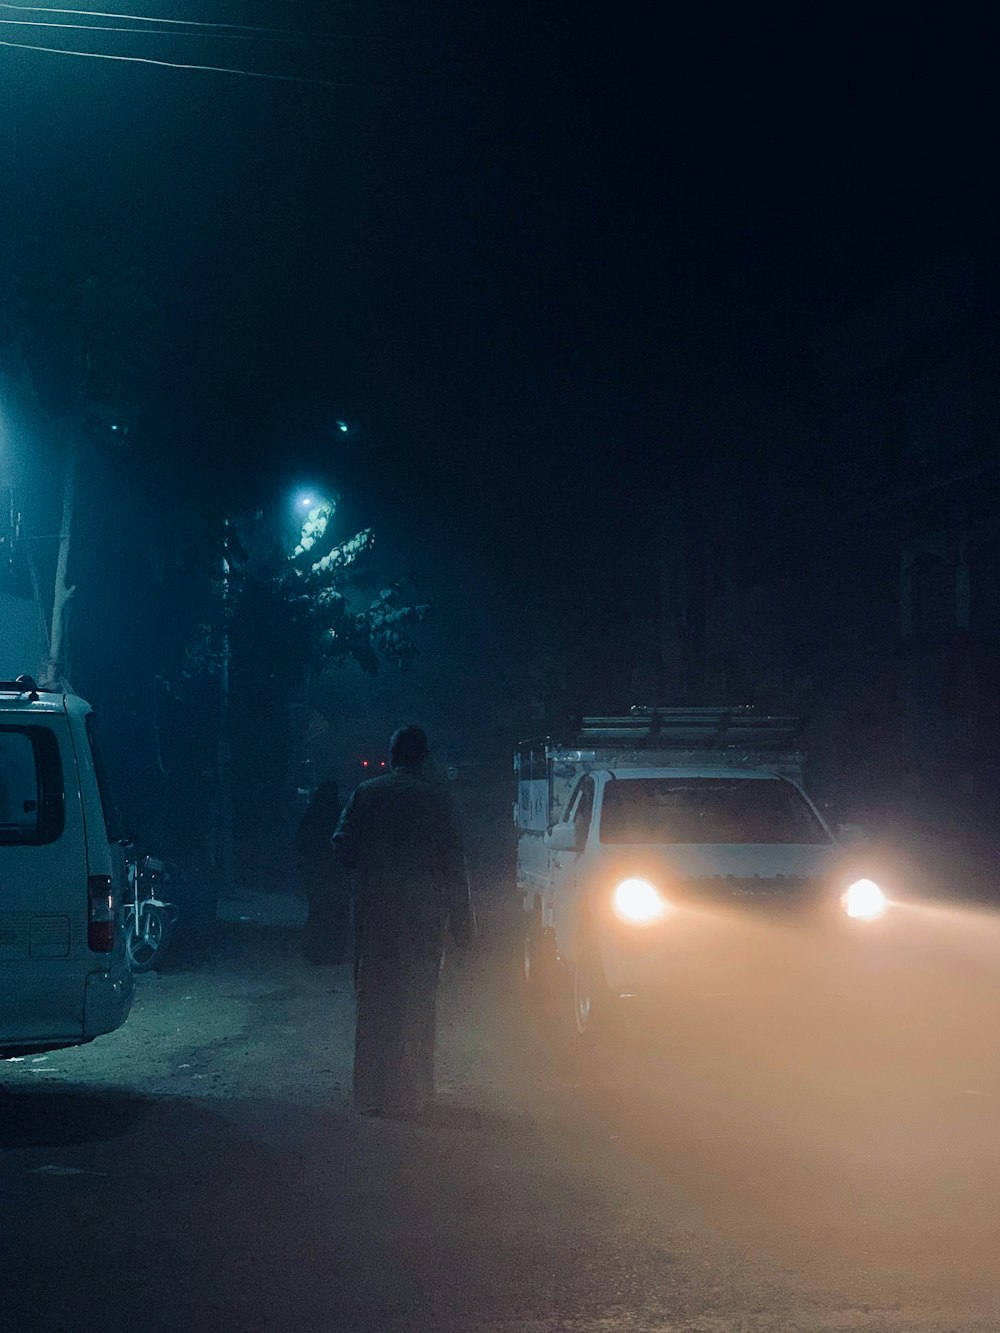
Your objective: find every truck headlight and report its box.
[612,878,668,925]
[842,878,887,921]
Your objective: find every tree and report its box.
[282,495,431,673]
[161,490,431,894]
[229,493,431,685]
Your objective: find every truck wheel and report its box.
[573,940,610,1042]
[522,917,556,1006]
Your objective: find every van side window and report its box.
[0,726,65,846]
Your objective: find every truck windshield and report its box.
[599,777,830,845]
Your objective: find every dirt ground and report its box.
[2,891,1000,1331]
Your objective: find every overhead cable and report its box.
[0,3,351,40]
[0,37,362,86]
[0,16,358,43]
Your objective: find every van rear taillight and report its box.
[88,874,114,952]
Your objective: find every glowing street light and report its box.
[291,489,336,560]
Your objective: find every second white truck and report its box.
[516,707,888,1037]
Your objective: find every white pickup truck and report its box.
[516,709,888,1038]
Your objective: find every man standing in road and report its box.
[333,725,473,1117]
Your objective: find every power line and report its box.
[0,3,352,40]
[0,16,359,43]
[0,36,363,86]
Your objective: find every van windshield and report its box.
[0,725,65,846]
[599,777,830,845]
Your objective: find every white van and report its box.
[0,676,133,1056]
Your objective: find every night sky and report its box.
[3,5,997,741]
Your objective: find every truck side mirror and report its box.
[544,822,579,853]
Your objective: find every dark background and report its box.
[2,6,998,884]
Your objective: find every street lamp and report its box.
[292,490,335,561]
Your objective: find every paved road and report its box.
[2,893,1000,1331]
[536,897,1000,1329]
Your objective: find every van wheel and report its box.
[573,940,610,1042]
[125,907,172,973]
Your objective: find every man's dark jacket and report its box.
[333,766,472,955]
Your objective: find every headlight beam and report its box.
[843,878,887,921]
[612,878,669,926]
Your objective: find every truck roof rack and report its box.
[575,707,803,749]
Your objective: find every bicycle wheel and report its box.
[125,905,171,972]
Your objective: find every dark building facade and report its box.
[636,255,999,843]
[812,255,1000,834]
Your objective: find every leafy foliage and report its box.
[230,495,430,680]
[161,496,429,700]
